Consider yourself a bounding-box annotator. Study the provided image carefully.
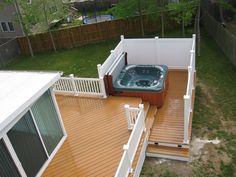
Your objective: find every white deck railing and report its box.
[53,74,106,98]
[183,34,196,144]
[124,105,140,130]
[115,104,145,177]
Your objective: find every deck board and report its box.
[42,96,141,177]
[149,71,188,144]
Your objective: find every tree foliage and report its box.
[167,0,198,26]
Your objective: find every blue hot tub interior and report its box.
[113,65,168,92]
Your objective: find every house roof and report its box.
[0,71,60,134]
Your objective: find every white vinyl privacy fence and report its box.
[98,35,196,79]
[183,34,196,144]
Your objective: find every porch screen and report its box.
[31,90,63,155]
[0,139,21,177]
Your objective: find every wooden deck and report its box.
[149,71,188,145]
[42,96,141,177]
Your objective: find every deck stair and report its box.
[146,144,189,161]
[128,103,157,177]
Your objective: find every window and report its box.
[31,90,64,155]
[1,22,8,32]
[0,139,21,177]
[7,112,48,177]
[8,22,14,32]
[0,22,15,32]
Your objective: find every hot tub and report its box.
[111,65,169,107]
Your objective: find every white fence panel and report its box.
[109,53,126,82]
[183,35,196,144]
[99,41,124,77]
[123,39,156,65]
[158,39,193,69]
[123,38,192,69]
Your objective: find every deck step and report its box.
[145,106,157,132]
[142,101,150,118]
[146,144,189,161]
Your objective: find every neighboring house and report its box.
[0,1,24,38]
[0,71,66,177]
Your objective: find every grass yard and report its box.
[4,40,119,77]
[4,28,236,176]
[3,28,194,77]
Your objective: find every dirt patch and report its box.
[221,120,236,134]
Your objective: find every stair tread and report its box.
[147,145,189,157]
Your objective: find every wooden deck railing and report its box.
[183,34,196,144]
[115,104,145,177]
[53,74,106,98]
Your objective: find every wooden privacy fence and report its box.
[17,15,176,55]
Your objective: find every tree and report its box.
[167,0,198,37]
[213,0,236,26]
[110,0,148,36]
[18,0,66,52]
[145,0,168,37]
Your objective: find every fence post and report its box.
[69,74,78,96]
[190,50,195,72]
[183,95,190,144]
[125,104,132,130]
[121,35,125,52]
[97,64,102,78]
[155,36,159,65]
[110,49,114,60]
[99,77,107,98]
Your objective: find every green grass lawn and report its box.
[192,30,236,177]
[4,40,119,77]
[4,28,193,77]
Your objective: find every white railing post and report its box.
[121,35,125,52]
[139,104,145,132]
[155,36,159,65]
[97,64,102,78]
[123,144,133,173]
[69,74,78,96]
[183,95,190,144]
[188,66,193,98]
[190,50,195,72]
[110,49,114,60]
[99,77,107,98]
[125,104,133,130]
